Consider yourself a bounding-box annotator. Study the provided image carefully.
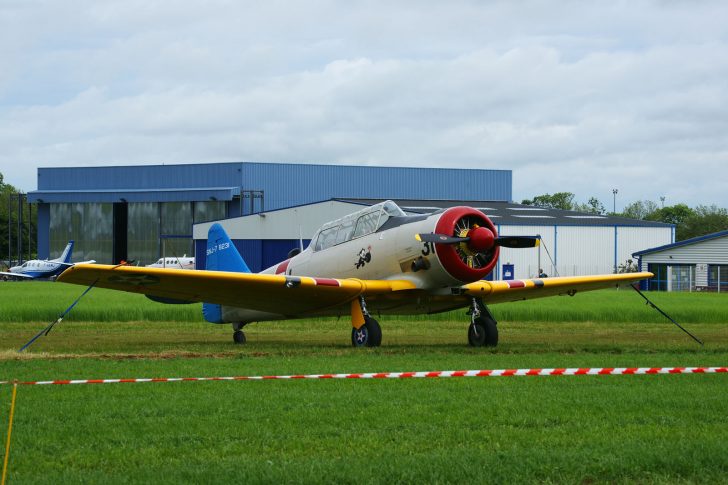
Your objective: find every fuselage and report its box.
[8,260,68,279]
[147,256,195,270]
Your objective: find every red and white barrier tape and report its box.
[1,366,726,386]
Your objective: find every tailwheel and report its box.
[233,329,246,344]
[232,322,247,344]
[351,316,382,348]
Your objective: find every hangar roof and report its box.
[339,199,674,228]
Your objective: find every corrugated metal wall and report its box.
[37,163,244,191]
[496,225,556,279]
[240,163,511,211]
[498,224,673,279]
[639,236,728,267]
[617,227,672,267]
[36,162,511,206]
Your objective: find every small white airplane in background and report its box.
[146,255,195,270]
[59,201,652,347]
[1,241,95,280]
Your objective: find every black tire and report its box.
[233,329,246,344]
[467,317,498,347]
[351,317,382,348]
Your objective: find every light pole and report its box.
[612,189,618,214]
[660,196,665,208]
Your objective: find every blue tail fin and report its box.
[205,223,250,273]
[203,223,250,323]
[57,241,74,263]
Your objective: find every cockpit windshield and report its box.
[312,201,406,252]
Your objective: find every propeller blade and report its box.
[415,233,469,244]
[495,236,540,248]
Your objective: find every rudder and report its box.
[58,241,74,263]
[203,223,250,323]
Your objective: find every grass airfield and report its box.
[1,282,728,483]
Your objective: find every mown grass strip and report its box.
[2,280,728,323]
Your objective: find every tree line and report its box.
[521,192,728,241]
[0,172,37,265]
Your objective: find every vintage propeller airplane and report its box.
[58,201,652,347]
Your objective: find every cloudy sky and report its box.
[1,1,727,210]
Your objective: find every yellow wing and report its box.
[57,264,416,317]
[461,272,653,304]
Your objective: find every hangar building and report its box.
[27,162,511,264]
[633,230,728,292]
[193,198,674,280]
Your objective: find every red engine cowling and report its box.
[433,207,499,283]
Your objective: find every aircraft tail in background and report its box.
[203,224,251,323]
[55,240,74,263]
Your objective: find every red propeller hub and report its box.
[467,226,495,253]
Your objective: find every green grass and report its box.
[1,283,728,483]
[2,280,728,324]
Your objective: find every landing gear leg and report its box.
[232,322,247,345]
[351,297,382,348]
[467,298,498,347]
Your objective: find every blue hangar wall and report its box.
[28,162,512,264]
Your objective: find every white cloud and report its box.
[1,0,727,211]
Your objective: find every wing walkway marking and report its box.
[2,367,726,386]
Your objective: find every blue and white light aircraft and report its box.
[1,241,95,280]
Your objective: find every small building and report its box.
[633,230,728,292]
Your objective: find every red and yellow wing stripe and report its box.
[462,272,653,304]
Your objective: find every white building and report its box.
[633,230,728,292]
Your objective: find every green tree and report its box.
[646,203,695,227]
[0,172,9,264]
[620,200,659,220]
[680,205,728,240]
[0,172,37,265]
[521,192,576,210]
[574,197,606,215]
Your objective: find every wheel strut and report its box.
[467,298,498,347]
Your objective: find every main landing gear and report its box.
[351,297,382,348]
[351,316,382,348]
[232,322,246,344]
[467,298,498,347]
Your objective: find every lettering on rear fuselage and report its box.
[206,242,231,256]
